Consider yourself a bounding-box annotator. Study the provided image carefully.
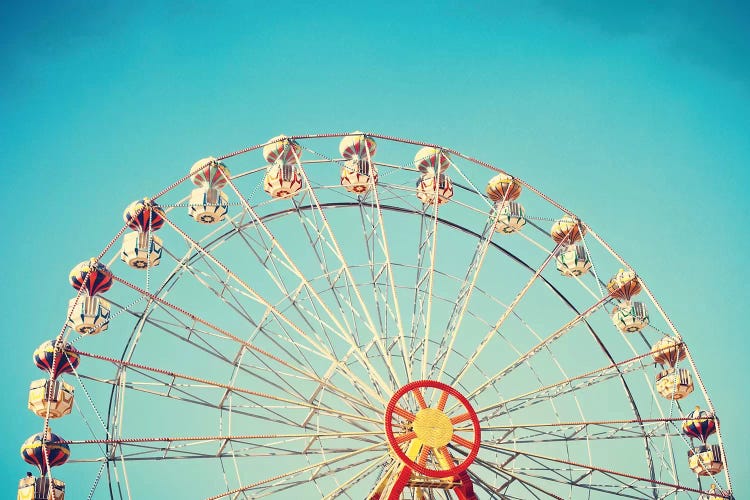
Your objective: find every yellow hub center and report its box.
[412,408,453,447]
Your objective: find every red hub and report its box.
[384,380,481,478]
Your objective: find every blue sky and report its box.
[2,0,748,497]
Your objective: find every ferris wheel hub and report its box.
[384,380,481,479]
[412,407,453,448]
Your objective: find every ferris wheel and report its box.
[19,132,734,499]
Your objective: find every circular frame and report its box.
[23,132,733,499]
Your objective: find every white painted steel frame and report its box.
[36,133,730,500]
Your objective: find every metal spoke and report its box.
[451,235,568,388]
[356,152,412,383]
[216,174,390,399]
[431,207,500,383]
[473,346,657,418]
[77,350,382,425]
[469,453,564,500]
[109,276,380,415]
[483,443,728,498]
[292,146,401,392]
[205,440,388,499]
[478,417,697,444]
[461,291,614,407]
[158,213,387,406]
[321,453,389,500]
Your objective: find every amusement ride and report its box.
[19,133,733,499]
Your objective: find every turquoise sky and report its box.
[2,1,748,497]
